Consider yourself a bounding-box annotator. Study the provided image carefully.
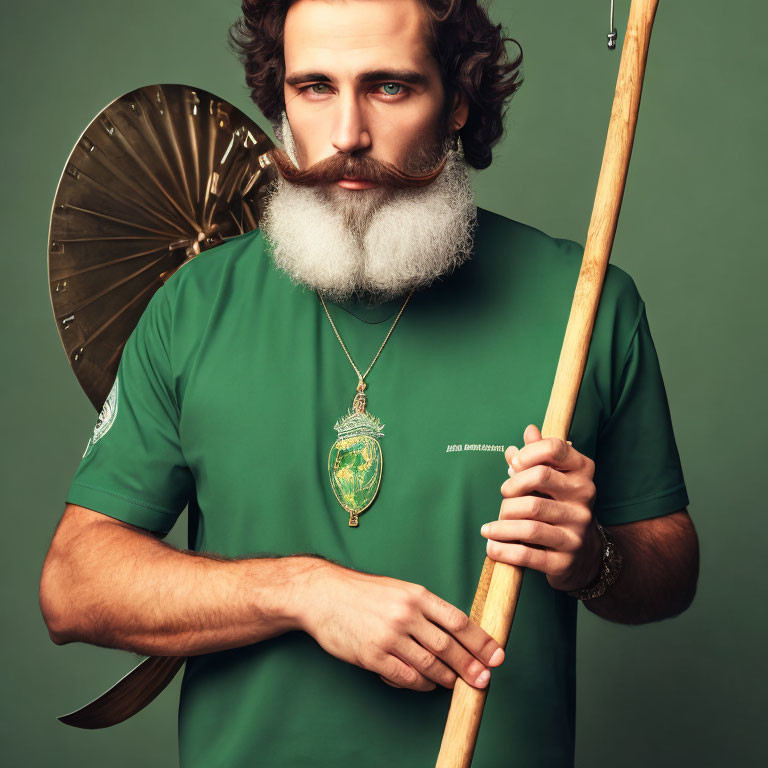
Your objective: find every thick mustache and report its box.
[269,148,446,189]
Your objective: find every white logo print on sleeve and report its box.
[83,375,120,456]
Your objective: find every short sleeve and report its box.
[65,286,194,535]
[592,301,689,526]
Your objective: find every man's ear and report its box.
[448,89,469,132]
[276,110,299,164]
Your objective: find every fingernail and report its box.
[507,465,515,477]
[489,648,505,666]
[475,670,490,687]
[481,524,489,536]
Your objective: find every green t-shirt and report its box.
[66,207,688,767]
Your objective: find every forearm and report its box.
[583,511,699,624]
[40,516,332,655]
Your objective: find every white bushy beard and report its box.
[260,115,478,304]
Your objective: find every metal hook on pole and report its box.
[608,0,618,49]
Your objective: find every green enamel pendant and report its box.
[328,385,384,527]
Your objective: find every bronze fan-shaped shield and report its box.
[48,83,277,410]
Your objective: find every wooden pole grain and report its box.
[435,1,660,765]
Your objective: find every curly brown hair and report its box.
[229,0,523,170]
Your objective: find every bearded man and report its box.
[40,1,699,767]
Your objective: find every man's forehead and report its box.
[283,0,436,78]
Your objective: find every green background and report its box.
[1,0,764,765]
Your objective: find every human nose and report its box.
[330,92,371,154]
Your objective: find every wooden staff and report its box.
[435,0,660,765]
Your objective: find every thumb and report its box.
[523,424,543,445]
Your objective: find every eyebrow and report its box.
[284,69,429,87]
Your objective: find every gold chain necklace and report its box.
[318,288,415,527]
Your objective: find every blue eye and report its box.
[380,83,402,96]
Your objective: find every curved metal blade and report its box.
[58,655,186,729]
[49,83,277,730]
